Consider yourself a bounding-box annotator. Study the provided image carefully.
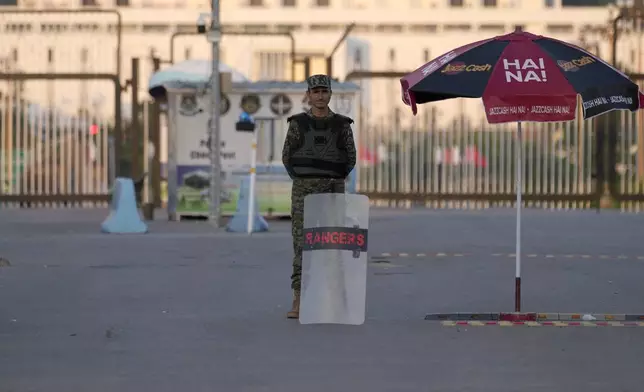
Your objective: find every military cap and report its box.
[306,74,332,90]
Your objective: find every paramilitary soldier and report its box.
[281,74,357,319]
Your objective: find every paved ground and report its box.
[1,207,644,391]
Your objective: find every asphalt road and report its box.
[1,207,644,391]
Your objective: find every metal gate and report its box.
[0,73,122,206]
[349,71,644,212]
[0,9,122,207]
[357,108,644,212]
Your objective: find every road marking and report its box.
[375,252,644,260]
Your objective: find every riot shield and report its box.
[299,193,369,325]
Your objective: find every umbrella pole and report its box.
[515,121,523,312]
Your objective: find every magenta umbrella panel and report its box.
[400,29,643,124]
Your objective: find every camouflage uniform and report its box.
[281,75,357,297]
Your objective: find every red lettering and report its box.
[304,229,366,249]
[357,234,364,247]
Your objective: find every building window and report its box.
[445,24,471,32]
[142,24,169,33]
[449,0,464,6]
[546,24,573,34]
[116,0,129,5]
[544,0,554,6]
[248,0,263,6]
[257,51,288,80]
[314,0,330,6]
[513,24,524,32]
[482,0,496,6]
[0,0,18,5]
[47,48,54,64]
[282,0,296,5]
[423,48,430,62]
[375,24,403,33]
[409,24,438,33]
[562,0,613,6]
[353,48,362,67]
[80,0,99,5]
[479,23,505,33]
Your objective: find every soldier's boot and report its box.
[286,290,300,319]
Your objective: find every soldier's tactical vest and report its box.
[286,113,354,179]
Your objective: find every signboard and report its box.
[240,94,261,114]
[170,91,256,217]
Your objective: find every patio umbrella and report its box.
[400,28,643,313]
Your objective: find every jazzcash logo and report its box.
[441,62,492,75]
[557,56,595,72]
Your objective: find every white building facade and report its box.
[0,0,638,125]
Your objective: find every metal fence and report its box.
[357,110,644,212]
[0,84,115,208]
[0,9,127,208]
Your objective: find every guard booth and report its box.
[148,60,361,220]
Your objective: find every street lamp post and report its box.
[201,7,223,228]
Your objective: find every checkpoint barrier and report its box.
[425,312,644,322]
[299,193,369,325]
[101,177,148,234]
[226,175,269,233]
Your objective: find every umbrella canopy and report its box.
[400,29,642,124]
